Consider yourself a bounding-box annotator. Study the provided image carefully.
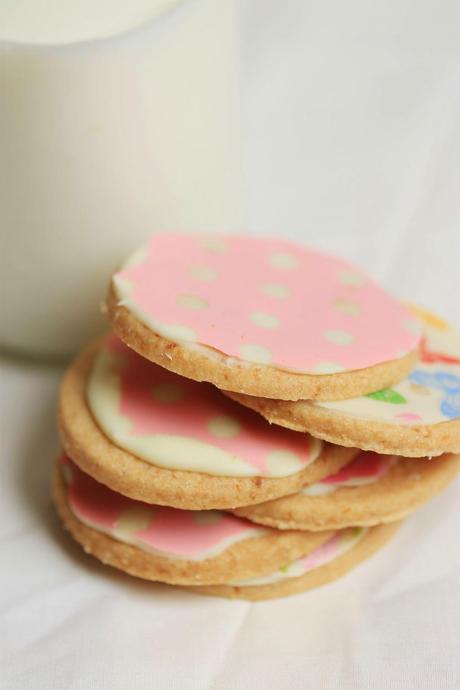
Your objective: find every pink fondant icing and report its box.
[61,456,262,558]
[114,233,420,373]
[394,412,424,423]
[297,530,362,572]
[105,335,318,474]
[321,451,393,485]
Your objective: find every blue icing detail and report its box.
[409,369,460,394]
[409,368,460,420]
[441,393,460,420]
[432,373,460,394]
[409,370,437,388]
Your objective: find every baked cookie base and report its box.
[226,391,460,458]
[188,522,402,600]
[107,285,419,402]
[59,341,357,510]
[53,464,333,586]
[233,454,460,531]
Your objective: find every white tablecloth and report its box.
[2,1,460,687]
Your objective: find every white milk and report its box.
[0,0,241,357]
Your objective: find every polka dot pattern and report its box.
[88,335,321,478]
[262,282,290,299]
[113,234,421,373]
[324,330,355,346]
[176,293,208,310]
[239,343,272,364]
[318,311,460,426]
[250,311,280,329]
[61,455,264,559]
[189,265,218,281]
[208,415,241,439]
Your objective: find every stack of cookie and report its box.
[54,234,460,600]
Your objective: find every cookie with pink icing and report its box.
[53,455,333,586]
[59,338,355,509]
[227,308,460,456]
[189,522,402,600]
[234,450,460,530]
[107,233,421,401]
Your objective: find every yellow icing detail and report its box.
[406,304,450,331]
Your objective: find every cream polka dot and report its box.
[208,415,241,438]
[339,270,366,287]
[332,298,361,315]
[188,265,218,281]
[265,450,302,476]
[115,506,153,535]
[261,282,290,299]
[201,236,227,253]
[176,293,208,310]
[324,330,355,346]
[269,252,299,270]
[161,323,197,342]
[311,361,345,374]
[239,343,272,364]
[251,311,280,329]
[193,511,223,526]
[152,382,184,403]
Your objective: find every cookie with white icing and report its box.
[107,233,420,402]
[59,336,355,509]
[233,450,460,531]
[227,307,460,457]
[190,522,402,600]
[53,455,333,586]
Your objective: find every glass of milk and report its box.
[0,0,241,358]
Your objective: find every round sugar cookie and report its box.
[53,455,333,586]
[59,336,356,510]
[188,522,402,601]
[107,233,421,401]
[227,308,460,457]
[233,451,460,531]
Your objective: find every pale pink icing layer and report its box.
[114,233,420,373]
[61,456,264,558]
[321,451,393,485]
[98,334,319,475]
[297,530,356,571]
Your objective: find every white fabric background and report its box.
[2,1,460,687]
